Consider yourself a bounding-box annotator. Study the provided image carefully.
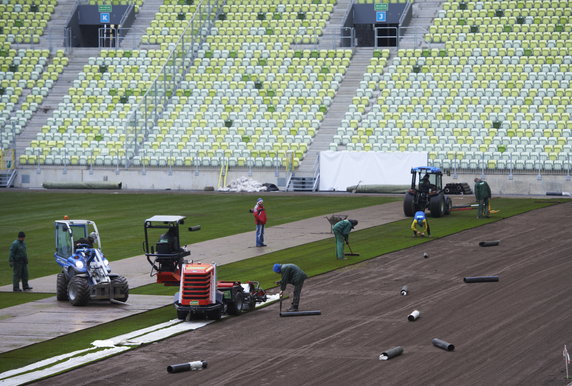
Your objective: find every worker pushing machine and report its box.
[332,219,358,259]
[411,211,431,237]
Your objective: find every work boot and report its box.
[13,288,22,292]
[23,287,33,291]
[287,306,298,312]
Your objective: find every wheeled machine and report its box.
[403,166,453,218]
[54,218,129,306]
[143,215,267,320]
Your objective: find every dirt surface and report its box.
[35,201,572,386]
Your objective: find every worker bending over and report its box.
[332,219,358,259]
[273,263,307,312]
[411,211,431,237]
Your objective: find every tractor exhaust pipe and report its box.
[167,360,208,373]
[463,276,499,283]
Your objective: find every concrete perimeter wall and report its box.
[14,166,572,195]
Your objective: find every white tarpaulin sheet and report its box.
[319,151,428,191]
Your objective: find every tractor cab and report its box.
[54,219,102,265]
[404,166,452,218]
[53,219,128,306]
[410,166,443,194]
[143,215,200,286]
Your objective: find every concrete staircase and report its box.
[318,0,353,49]
[14,48,100,159]
[399,0,445,48]
[124,0,164,49]
[37,0,77,51]
[292,47,374,184]
[13,0,167,160]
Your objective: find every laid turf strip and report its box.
[0,198,555,373]
[134,198,553,294]
[0,191,396,286]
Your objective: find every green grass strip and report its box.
[0,198,556,374]
[133,198,555,294]
[0,191,396,286]
[0,293,53,311]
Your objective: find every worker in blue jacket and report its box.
[332,219,358,259]
[273,263,307,312]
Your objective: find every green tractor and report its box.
[403,166,452,218]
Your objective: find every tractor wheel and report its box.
[226,289,244,315]
[246,297,256,312]
[444,196,453,215]
[429,194,446,218]
[206,307,222,320]
[111,275,129,302]
[56,273,69,301]
[67,276,90,306]
[176,309,188,320]
[403,192,416,217]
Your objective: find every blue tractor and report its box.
[54,219,129,306]
[403,166,452,218]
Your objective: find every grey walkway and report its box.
[0,200,406,354]
[0,295,173,353]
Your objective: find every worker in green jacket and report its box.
[332,219,358,259]
[474,177,492,218]
[9,231,32,292]
[273,263,307,312]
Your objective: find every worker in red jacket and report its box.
[250,198,267,247]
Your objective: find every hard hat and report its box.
[273,263,281,273]
[18,231,26,238]
[349,219,358,227]
[257,198,263,203]
[414,211,426,221]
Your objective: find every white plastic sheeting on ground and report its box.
[218,177,268,192]
[319,151,428,191]
[0,294,279,385]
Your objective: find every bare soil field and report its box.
[36,201,572,386]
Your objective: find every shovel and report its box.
[344,239,360,256]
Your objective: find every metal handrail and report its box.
[122,0,226,167]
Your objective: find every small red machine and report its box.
[143,215,267,320]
